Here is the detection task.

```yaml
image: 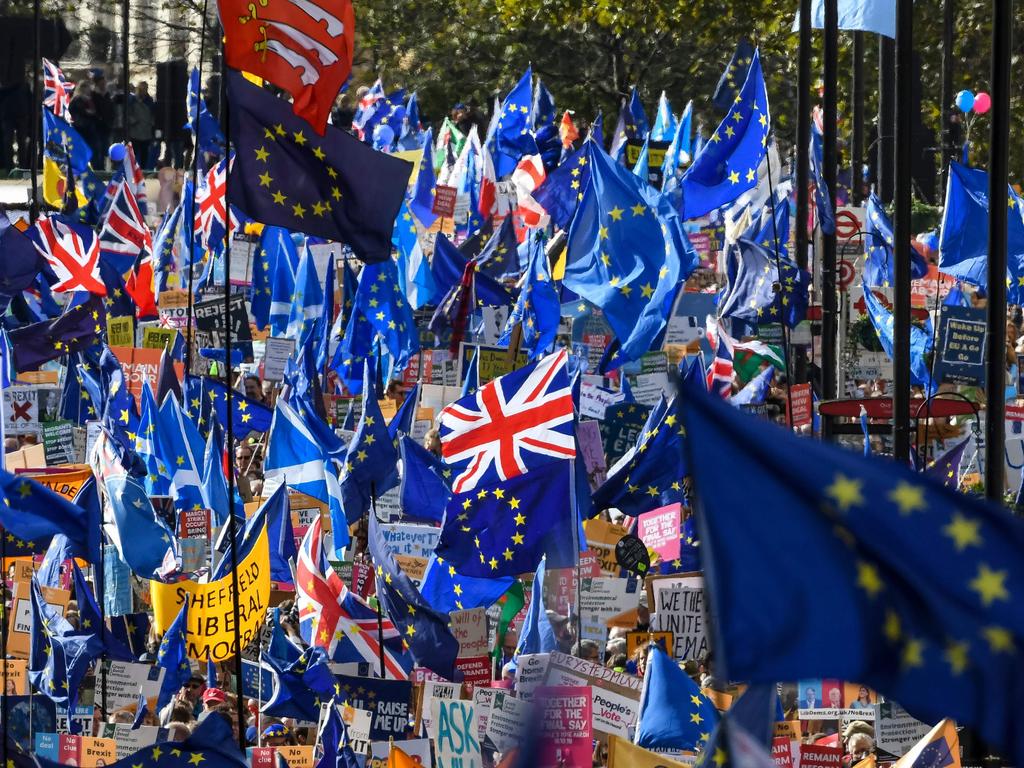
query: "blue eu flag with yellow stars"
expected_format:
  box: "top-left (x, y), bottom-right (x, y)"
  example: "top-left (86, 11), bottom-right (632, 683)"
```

top-left (499, 232), bottom-right (560, 360)
top-left (861, 279), bottom-right (935, 392)
top-left (713, 39), bottom-right (756, 112)
top-left (42, 108), bottom-right (92, 175)
top-left (681, 385), bottom-right (1024, 768)
top-left (420, 552), bottom-right (514, 613)
top-left (185, 374), bottom-right (273, 436)
top-left (718, 239), bottom-right (810, 328)
top-left (28, 577), bottom-right (96, 715)
top-left (864, 193), bottom-right (929, 288)
top-left (635, 646), bottom-right (719, 751)
top-left (563, 141), bottom-right (698, 366)
top-left (494, 67), bottom-right (538, 176)
top-left (434, 460), bottom-right (576, 578)
top-left (225, 71), bottom-right (412, 264)
top-left (679, 48), bottom-right (769, 219)
top-left (533, 143), bottom-right (592, 230)
top-left (592, 397), bottom-right (687, 517)
top-left (354, 258), bottom-right (420, 373)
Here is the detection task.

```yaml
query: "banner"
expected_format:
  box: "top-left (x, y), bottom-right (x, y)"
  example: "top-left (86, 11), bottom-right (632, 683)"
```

top-left (21, 466), bottom-right (91, 501)
top-left (335, 675), bottom-right (413, 741)
top-left (150, 530), bottom-right (270, 661)
top-left (542, 652), bottom-right (642, 741)
top-left (536, 686), bottom-right (593, 768)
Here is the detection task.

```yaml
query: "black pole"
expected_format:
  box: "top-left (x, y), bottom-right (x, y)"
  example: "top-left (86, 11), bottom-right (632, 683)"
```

top-left (851, 32), bottom-right (865, 206)
top-left (892, 0), bottom-right (914, 462)
top-left (29, 0), bottom-right (41, 221)
top-left (940, 0), bottom-right (956, 197)
top-left (985, 0), bottom-right (1012, 500)
top-left (795, 0), bottom-right (811, 273)
top-left (820, 0), bottom-right (839, 427)
top-left (121, 0), bottom-right (130, 142)
top-left (878, 37), bottom-right (895, 203)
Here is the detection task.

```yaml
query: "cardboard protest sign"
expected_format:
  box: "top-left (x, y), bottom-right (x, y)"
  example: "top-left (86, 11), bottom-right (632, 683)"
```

top-left (625, 631), bottom-right (673, 658)
top-left (262, 337), bottom-right (295, 382)
top-left (94, 660), bottom-right (164, 710)
top-left (158, 290), bottom-right (190, 328)
top-left (472, 687), bottom-right (496, 744)
top-left (379, 522), bottom-right (441, 559)
top-left (21, 466), bottom-right (92, 501)
top-left (457, 343), bottom-right (528, 386)
top-left (0, 659), bottom-right (27, 694)
top-left (335, 675), bottom-right (413, 741)
top-left (606, 735), bottom-right (691, 768)
top-left (577, 419), bottom-right (609, 489)
top-left (637, 503), bottom-right (682, 563)
top-left (536, 685), bottom-right (593, 767)
top-left (515, 653), bottom-right (551, 701)
top-left (149, 531), bottom-right (270, 661)
top-left (193, 294), bottom-right (252, 346)
top-left (4, 386), bottom-right (39, 435)
top-left (99, 724), bottom-right (167, 759)
top-left (7, 581), bottom-right (70, 658)
top-left (646, 573), bottom-right (709, 661)
top-left (110, 346), bottom-right (184, 400)
top-left (542, 651), bottom-right (643, 740)
top-left (579, 576), bottom-right (642, 643)
top-left (432, 699), bottom-right (482, 768)
top-left (772, 738), bottom-right (794, 768)
top-left (454, 656), bottom-right (491, 691)
top-left (873, 701), bottom-right (933, 759)
top-left (485, 691), bottom-right (531, 753)
top-left (800, 744), bottom-right (843, 768)
top-left (583, 519), bottom-right (631, 577)
top-left (141, 325), bottom-right (178, 351)
top-left (420, 679), bottom-right (461, 736)
top-left (106, 315), bottom-right (135, 347)
top-left (450, 607), bottom-right (488, 659)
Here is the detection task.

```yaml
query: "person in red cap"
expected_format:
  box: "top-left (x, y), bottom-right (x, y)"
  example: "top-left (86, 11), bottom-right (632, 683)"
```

top-left (198, 687), bottom-right (227, 722)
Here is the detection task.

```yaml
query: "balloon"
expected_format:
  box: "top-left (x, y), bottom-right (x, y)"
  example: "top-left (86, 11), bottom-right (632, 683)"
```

top-left (108, 143), bottom-right (126, 162)
top-left (373, 124), bottom-right (394, 151)
top-left (974, 91), bottom-right (992, 114)
top-left (922, 232), bottom-right (940, 252)
top-left (954, 90), bottom-right (975, 113)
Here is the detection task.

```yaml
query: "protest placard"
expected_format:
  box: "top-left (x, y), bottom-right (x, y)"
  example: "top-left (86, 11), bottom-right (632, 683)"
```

top-left (637, 503), bottom-right (682, 563)
top-left (262, 337), bottom-right (295, 382)
top-left (276, 746), bottom-right (315, 767)
top-left (515, 653), bottom-right (551, 701)
top-left (140, 325), bottom-right (179, 352)
top-left (485, 691), bottom-right (532, 753)
top-left (599, 403), bottom-right (651, 466)
top-left (455, 656), bottom-right (492, 691)
top-left (450, 607), bottom-right (488, 659)
top-left (625, 631), bottom-right (673, 658)
top-left (578, 419), bottom-right (608, 489)
top-left (935, 305), bottom-right (987, 386)
top-left (95, 660), bottom-right (165, 710)
top-left (340, 704), bottom-right (373, 757)
top-left (647, 573), bottom-right (709, 661)
top-left (110, 346), bottom-right (184, 400)
top-left (579, 383), bottom-right (625, 420)
top-left (158, 290), bottom-right (190, 328)
top-left (800, 744), bottom-right (843, 768)
top-left (472, 687), bottom-right (496, 743)
top-left (106, 315), bottom-right (135, 347)
top-left (420, 679), bottom-right (461, 736)
top-left (433, 185), bottom-right (458, 217)
top-left (42, 420), bottom-right (76, 465)
top-left (335, 675), bottom-right (413, 741)
top-left (4, 386), bottom-right (39, 435)
top-left (772, 737), bottom-right (794, 768)
top-left (7, 581), bottom-right (70, 658)
top-left (432, 699), bottom-right (482, 768)
top-left (379, 522), bottom-right (441, 559)
top-left (583, 519), bottom-right (631, 577)
top-left (457, 343), bottom-right (528, 385)
top-left (542, 651), bottom-right (643, 740)
top-left (536, 685), bottom-right (593, 768)
top-left (788, 383), bottom-right (813, 428)
top-left (99, 724), bottom-right (167, 759)
top-left (873, 701), bottom-right (933, 759)
top-left (579, 576), bottom-right (642, 643)
top-left (193, 294), bottom-right (252, 346)
top-left (21, 465), bottom-right (92, 501)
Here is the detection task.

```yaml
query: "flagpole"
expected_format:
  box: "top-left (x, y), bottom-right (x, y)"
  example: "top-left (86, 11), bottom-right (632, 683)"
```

top-left (878, 37), bottom-right (895, 204)
top-left (850, 32), bottom-right (865, 207)
top-left (891, 0), bottom-right (914, 462)
top-left (219, 51), bottom-right (247, 751)
top-left (121, 0), bottom-right (130, 143)
top-left (29, 0), bottom-right (41, 220)
top-left (184, 0), bottom-right (211, 378)
top-left (369, 484), bottom-right (387, 679)
top-left (984, 0), bottom-right (1012, 500)
top-left (940, 0), bottom-right (956, 197)
top-left (795, 0), bottom-right (811, 388)
top-left (820, 0), bottom-right (839, 434)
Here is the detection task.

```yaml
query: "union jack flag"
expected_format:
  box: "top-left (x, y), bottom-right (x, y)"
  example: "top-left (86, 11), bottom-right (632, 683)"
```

top-left (42, 58), bottom-right (73, 123)
top-left (194, 156), bottom-right (238, 253)
top-left (98, 178), bottom-right (152, 272)
top-left (29, 215), bottom-right (106, 296)
top-left (295, 516), bottom-right (410, 679)
top-left (705, 318), bottom-right (735, 398)
top-left (439, 348), bottom-right (576, 494)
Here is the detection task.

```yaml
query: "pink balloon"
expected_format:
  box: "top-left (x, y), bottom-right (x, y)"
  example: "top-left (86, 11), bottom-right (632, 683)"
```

top-left (974, 91), bottom-right (992, 114)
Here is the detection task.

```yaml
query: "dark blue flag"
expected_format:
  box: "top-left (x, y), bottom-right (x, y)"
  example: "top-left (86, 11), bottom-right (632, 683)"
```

top-left (0, 211), bottom-right (44, 301)
top-left (475, 216), bottom-right (520, 279)
top-left (494, 67), bottom-right (539, 176)
top-left (682, 386), bottom-right (1024, 768)
top-left (0, 468), bottom-right (100, 564)
top-left (862, 279), bottom-right (935, 392)
top-left (156, 598), bottom-right (191, 711)
top-left (680, 48), bottom-right (769, 219)
top-left (397, 436), bottom-right (450, 524)
top-left (810, 121), bottom-right (836, 236)
top-left (420, 552), bottom-right (514, 613)
top-left (636, 646), bottom-right (719, 750)
top-left (9, 294), bottom-right (105, 372)
top-left (499, 233), bottom-right (560, 359)
top-left (431, 233), bottom-right (512, 306)
top-left (713, 39), bottom-right (756, 111)
top-left (71, 560), bottom-right (135, 661)
top-left (28, 577), bottom-right (96, 715)
top-left (864, 193), bottom-right (929, 287)
top-left (186, 67), bottom-right (225, 155)
top-left (532, 143), bottom-right (592, 230)
top-left (367, 515), bottom-right (460, 681)
top-left (185, 374), bottom-right (273, 435)
top-left (225, 71), bottom-right (412, 263)
top-left (410, 128), bottom-right (439, 230)
top-left (260, 645), bottom-right (337, 722)
top-left (718, 239), bottom-right (810, 328)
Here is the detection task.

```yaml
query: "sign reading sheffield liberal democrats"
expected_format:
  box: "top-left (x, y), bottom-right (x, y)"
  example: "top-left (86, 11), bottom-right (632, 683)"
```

top-left (150, 530), bottom-right (270, 661)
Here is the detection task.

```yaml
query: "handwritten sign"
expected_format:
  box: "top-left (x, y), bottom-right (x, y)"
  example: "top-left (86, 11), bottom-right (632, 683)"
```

top-left (433, 700), bottom-right (482, 768)
top-left (647, 573), bottom-right (708, 661)
top-left (379, 523), bottom-right (441, 559)
top-left (449, 607), bottom-right (488, 659)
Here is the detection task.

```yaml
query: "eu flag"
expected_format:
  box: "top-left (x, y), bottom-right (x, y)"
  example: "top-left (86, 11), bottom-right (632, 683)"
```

top-left (861, 279), bottom-right (935, 392)
top-left (434, 460), bottom-right (576, 578)
top-left (864, 193), bottom-right (928, 288)
top-left (499, 232), bottom-right (560, 359)
top-left (680, 49), bottom-right (769, 219)
top-left (635, 646), bottom-right (719, 750)
top-left (368, 515), bottom-right (460, 681)
top-left (563, 141), bottom-right (698, 365)
top-left (260, 645), bottom-right (337, 722)
top-left (531, 143), bottom-right (591, 229)
top-left (810, 121), bottom-right (836, 236)
top-left (681, 387), bottom-right (1024, 768)
top-left (353, 258), bottom-right (419, 373)
top-left (713, 40), bottom-right (756, 112)
top-left (475, 216), bottom-right (520, 279)
top-left (410, 127), bottom-right (439, 229)
top-left (494, 67), bottom-right (539, 177)
top-left (9, 294), bottom-right (105, 372)
top-left (0, 468), bottom-right (100, 564)
top-left (225, 72), bottom-right (412, 263)
top-left (42, 108), bottom-right (93, 175)
top-left (419, 552), bottom-right (514, 613)
top-left (718, 239), bottom-right (810, 327)
top-left (29, 577), bottom-right (96, 714)
top-left (185, 375), bottom-right (273, 435)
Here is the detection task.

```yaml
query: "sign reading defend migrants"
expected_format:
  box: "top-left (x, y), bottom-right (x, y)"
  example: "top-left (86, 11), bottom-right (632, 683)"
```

top-left (149, 531), bottom-right (270, 661)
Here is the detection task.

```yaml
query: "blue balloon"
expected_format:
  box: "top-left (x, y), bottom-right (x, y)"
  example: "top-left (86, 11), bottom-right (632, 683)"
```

top-left (373, 124), bottom-right (394, 151)
top-left (955, 90), bottom-right (975, 113)
top-left (108, 142), bottom-right (127, 163)
top-left (922, 231), bottom-right (939, 251)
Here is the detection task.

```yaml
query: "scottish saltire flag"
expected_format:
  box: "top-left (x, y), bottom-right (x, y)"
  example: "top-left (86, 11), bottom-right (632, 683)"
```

top-left (186, 67), bottom-right (225, 155)
top-left (718, 239), bottom-right (810, 327)
top-left (861, 279), bottom-right (935, 392)
top-left (29, 214), bottom-right (106, 295)
top-left (810, 119), bottom-right (836, 236)
top-left (439, 349), bottom-right (576, 493)
top-left (681, 383), bottom-right (1024, 768)
top-left (593, 399), bottom-right (687, 516)
top-left (154, 391), bottom-right (208, 512)
top-left (266, 227), bottom-right (301, 336)
top-left (296, 516), bottom-right (410, 677)
top-left (636, 646), bottom-right (719, 750)
top-left (42, 59), bottom-right (74, 122)
top-left (864, 193), bottom-right (929, 288)
top-left (286, 244), bottom-right (324, 342)
top-left (514, 558), bottom-right (557, 655)
top-left (661, 101), bottom-right (693, 188)
top-left (563, 141), bottom-right (697, 365)
top-left (680, 49), bottom-right (769, 219)
top-left (98, 177), bottom-right (152, 275)
top-left (938, 162), bottom-right (1024, 293)
top-left (394, 201), bottom-right (434, 310)
top-left (651, 92), bottom-right (677, 142)
top-left (796, 0), bottom-right (895, 38)
top-left (367, 515), bottom-right (459, 680)
top-left (265, 398), bottom-right (337, 522)
top-left (499, 234), bottom-right (560, 359)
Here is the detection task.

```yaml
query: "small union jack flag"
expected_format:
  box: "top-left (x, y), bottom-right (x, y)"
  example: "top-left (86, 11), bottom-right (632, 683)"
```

top-left (29, 214), bottom-right (106, 295)
top-left (194, 155), bottom-right (238, 253)
top-left (98, 177), bottom-right (152, 274)
top-left (42, 58), bottom-right (73, 123)
top-left (705, 318), bottom-right (735, 399)
top-left (295, 516), bottom-right (410, 679)
top-left (439, 348), bottom-right (576, 494)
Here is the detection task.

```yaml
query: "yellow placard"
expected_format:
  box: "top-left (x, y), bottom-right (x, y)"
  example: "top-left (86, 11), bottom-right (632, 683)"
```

top-left (150, 529), bottom-right (270, 661)
top-left (276, 746), bottom-right (315, 768)
top-left (142, 326), bottom-right (178, 351)
top-left (107, 315), bottom-right (135, 347)
top-left (22, 466), bottom-right (92, 502)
